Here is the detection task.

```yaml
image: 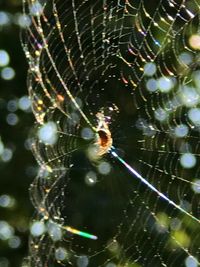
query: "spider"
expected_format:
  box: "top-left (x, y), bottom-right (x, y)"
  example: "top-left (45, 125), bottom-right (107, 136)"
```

top-left (95, 111), bottom-right (113, 157)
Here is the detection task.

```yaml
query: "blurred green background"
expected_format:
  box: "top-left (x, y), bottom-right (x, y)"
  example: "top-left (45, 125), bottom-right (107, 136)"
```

top-left (0, 0), bottom-right (35, 266)
top-left (0, 1), bottom-right (200, 267)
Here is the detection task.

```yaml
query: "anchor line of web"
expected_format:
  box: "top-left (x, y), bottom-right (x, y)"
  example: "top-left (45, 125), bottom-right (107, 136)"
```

top-left (110, 146), bottom-right (200, 224)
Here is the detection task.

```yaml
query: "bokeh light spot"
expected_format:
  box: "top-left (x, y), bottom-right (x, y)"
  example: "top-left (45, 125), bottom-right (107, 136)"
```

top-left (18, 96), bottom-right (31, 111)
top-left (144, 62), bottom-right (156, 76)
top-left (189, 34), bottom-right (200, 50)
top-left (180, 153), bottom-right (196, 169)
top-left (38, 122), bottom-right (58, 145)
top-left (154, 108), bottom-right (168, 122)
top-left (188, 108), bottom-right (200, 126)
top-left (0, 221), bottom-right (14, 240)
top-left (98, 161), bottom-right (111, 175)
top-left (146, 78), bottom-right (158, 92)
top-left (8, 236), bottom-right (21, 249)
top-left (14, 13), bottom-right (31, 28)
top-left (29, 1), bottom-right (43, 16)
top-left (81, 127), bottom-right (94, 140)
top-left (30, 221), bottom-right (46, 237)
top-left (179, 52), bottom-right (193, 65)
top-left (0, 257), bottom-right (9, 267)
top-left (0, 195), bottom-right (15, 208)
top-left (6, 113), bottom-right (19, 126)
top-left (174, 124), bottom-right (189, 137)
top-left (1, 148), bottom-right (13, 162)
top-left (77, 255), bottom-right (89, 267)
top-left (85, 171), bottom-right (97, 186)
top-left (185, 256), bottom-right (198, 267)
top-left (1, 67), bottom-right (15, 80)
top-left (179, 86), bottom-right (199, 107)
top-left (0, 12), bottom-right (10, 26)
top-left (55, 247), bottom-right (68, 261)
top-left (0, 50), bottom-right (10, 66)
top-left (191, 179), bottom-right (200, 194)
top-left (157, 76), bottom-right (174, 93)
top-left (47, 221), bottom-right (62, 241)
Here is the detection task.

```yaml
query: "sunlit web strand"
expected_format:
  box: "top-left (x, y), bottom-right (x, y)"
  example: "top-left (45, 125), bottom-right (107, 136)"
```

top-left (35, 19), bottom-right (96, 131)
top-left (23, 1), bottom-right (91, 127)
top-left (30, 167), bottom-right (98, 240)
top-left (113, 188), bottom-right (196, 267)
top-left (27, 17), bottom-right (200, 241)
top-left (117, 2), bottom-right (196, 94)
top-left (138, 158), bottom-right (200, 188)
top-left (110, 146), bottom-right (200, 224)
top-left (30, 10), bottom-right (200, 228)
top-left (23, 41), bottom-right (72, 124)
top-left (22, 0), bottom-right (200, 265)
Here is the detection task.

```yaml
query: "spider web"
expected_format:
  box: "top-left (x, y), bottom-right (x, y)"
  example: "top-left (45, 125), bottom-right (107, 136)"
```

top-left (22, 0), bottom-right (200, 266)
